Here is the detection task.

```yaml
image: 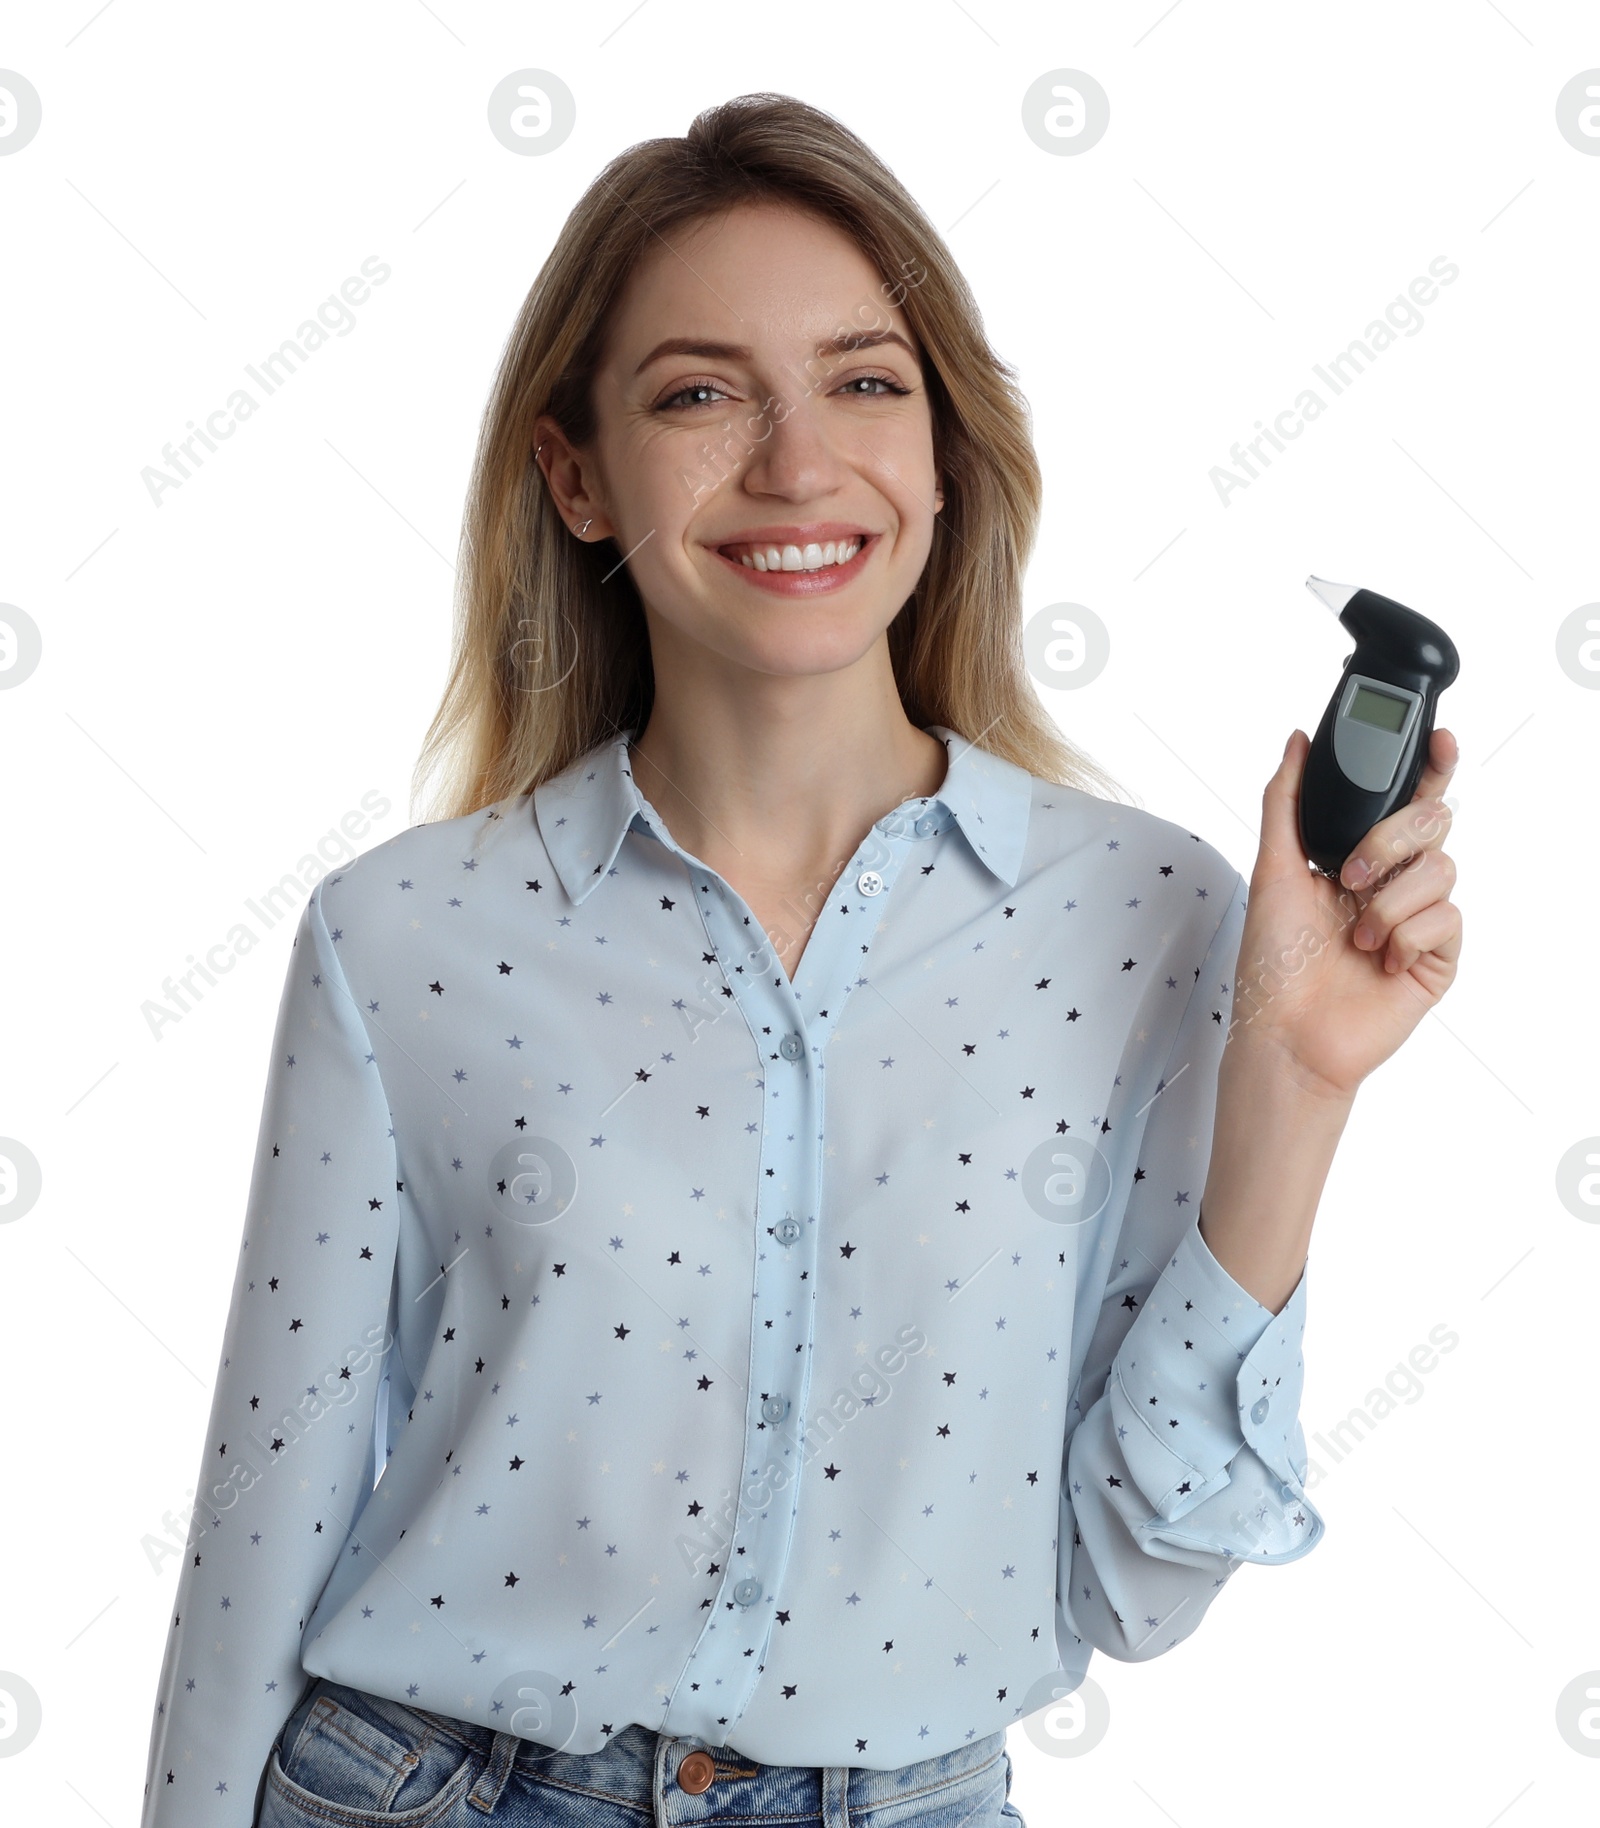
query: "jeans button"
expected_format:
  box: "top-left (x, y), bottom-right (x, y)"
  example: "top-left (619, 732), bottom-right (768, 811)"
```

top-left (677, 1749), bottom-right (716, 1794)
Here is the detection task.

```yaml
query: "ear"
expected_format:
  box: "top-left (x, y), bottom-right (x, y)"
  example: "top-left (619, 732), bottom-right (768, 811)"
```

top-left (933, 478), bottom-right (945, 512)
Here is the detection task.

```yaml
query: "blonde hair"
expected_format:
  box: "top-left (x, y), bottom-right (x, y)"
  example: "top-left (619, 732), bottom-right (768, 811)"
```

top-left (412, 91), bottom-right (1124, 838)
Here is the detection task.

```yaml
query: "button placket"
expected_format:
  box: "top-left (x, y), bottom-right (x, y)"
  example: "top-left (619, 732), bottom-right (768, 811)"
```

top-left (651, 813), bottom-right (927, 1744)
top-left (779, 804), bottom-right (941, 1031)
top-left (652, 870), bottom-right (826, 1741)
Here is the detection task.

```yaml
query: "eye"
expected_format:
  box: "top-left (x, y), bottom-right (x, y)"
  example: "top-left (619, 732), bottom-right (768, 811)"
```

top-left (656, 380), bottom-right (733, 411)
top-left (653, 371), bottom-right (912, 412)
top-left (838, 373), bottom-right (911, 398)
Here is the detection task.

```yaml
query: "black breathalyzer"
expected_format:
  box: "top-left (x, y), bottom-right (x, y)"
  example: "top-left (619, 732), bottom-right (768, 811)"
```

top-left (1297, 576), bottom-right (1460, 880)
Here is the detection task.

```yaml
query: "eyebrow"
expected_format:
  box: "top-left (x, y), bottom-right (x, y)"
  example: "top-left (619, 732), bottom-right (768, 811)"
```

top-left (632, 328), bottom-right (920, 376)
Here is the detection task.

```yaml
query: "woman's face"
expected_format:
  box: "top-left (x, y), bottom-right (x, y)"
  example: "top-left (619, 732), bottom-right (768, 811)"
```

top-left (541, 200), bottom-right (943, 685)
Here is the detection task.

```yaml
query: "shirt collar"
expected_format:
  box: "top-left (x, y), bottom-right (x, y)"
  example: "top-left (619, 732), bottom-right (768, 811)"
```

top-left (533, 723), bottom-right (1033, 906)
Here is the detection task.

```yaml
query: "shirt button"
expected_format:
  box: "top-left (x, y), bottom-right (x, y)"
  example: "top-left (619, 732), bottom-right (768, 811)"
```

top-left (677, 1750), bottom-right (716, 1794)
top-left (733, 1576), bottom-right (762, 1606)
top-left (856, 869), bottom-right (884, 895)
top-left (778, 1032), bottom-right (805, 1062)
top-left (914, 815), bottom-right (937, 837)
top-left (775, 1217), bottom-right (801, 1245)
top-left (1250, 1396), bottom-right (1271, 1424)
top-left (761, 1394), bottom-right (788, 1424)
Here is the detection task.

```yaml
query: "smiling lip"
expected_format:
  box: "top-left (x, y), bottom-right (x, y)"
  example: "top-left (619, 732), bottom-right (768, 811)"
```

top-left (716, 522), bottom-right (872, 550)
top-left (710, 526), bottom-right (879, 596)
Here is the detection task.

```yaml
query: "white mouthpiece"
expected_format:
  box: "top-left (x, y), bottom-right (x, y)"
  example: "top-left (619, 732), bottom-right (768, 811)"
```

top-left (1305, 574), bottom-right (1360, 617)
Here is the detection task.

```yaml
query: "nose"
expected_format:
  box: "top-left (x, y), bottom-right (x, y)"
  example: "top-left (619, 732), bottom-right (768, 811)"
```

top-left (725, 396), bottom-right (854, 502)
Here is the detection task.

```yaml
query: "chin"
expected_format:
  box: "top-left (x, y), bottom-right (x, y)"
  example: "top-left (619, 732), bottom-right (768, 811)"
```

top-left (708, 618), bottom-right (893, 678)
top-left (709, 621), bottom-right (888, 680)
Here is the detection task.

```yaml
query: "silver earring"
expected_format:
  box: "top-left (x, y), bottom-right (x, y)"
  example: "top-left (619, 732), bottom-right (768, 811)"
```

top-left (576, 518), bottom-right (592, 537)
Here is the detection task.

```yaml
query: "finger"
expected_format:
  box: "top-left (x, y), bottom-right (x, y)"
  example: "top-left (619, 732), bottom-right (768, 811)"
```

top-left (1411, 724), bottom-right (1459, 806)
top-left (1350, 847), bottom-right (1457, 952)
top-left (1382, 898), bottom-right (1463, 977)
top-left (1252, 728), bottom-right (1310, 882)
top-left (1340, 792), bottom-right (1452, 890)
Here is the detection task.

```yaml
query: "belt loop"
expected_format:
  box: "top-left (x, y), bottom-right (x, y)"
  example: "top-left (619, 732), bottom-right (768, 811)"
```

top-left (466, 1730), bottom-right (522, 1814)
top-left (822, 1762), bottom-right (851, 1828)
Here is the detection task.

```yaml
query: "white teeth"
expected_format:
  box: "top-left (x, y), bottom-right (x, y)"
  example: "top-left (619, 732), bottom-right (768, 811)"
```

top-left (738, 538), bottom-right (862, 573)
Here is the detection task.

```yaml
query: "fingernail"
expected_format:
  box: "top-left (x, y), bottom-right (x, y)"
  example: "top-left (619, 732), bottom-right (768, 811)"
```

top-left (1344, 858), bottom-right (1370, 889)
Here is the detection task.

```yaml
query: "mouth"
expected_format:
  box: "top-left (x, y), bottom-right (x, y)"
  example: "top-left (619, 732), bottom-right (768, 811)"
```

top-left (717, 534), bottom-right (871, 572)
top-left (710, 532), bottom-right (880, 595)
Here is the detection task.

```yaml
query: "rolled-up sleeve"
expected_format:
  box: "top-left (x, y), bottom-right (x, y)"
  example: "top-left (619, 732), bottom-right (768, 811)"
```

top-left (1059, 868), bottom-right (1326, 1662)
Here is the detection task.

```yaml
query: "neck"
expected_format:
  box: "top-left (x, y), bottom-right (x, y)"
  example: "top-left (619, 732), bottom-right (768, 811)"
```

top-left (621, 608), bottom-right (953, 874)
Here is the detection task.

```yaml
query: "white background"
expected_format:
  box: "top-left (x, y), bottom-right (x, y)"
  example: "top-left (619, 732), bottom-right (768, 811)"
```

top-left (1, 2), bottom-right (1594, 1822)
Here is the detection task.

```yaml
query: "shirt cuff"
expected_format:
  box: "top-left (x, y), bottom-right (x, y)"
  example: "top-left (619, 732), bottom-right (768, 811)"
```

top-left (1107, 1206), bottom-right (1314, 1534)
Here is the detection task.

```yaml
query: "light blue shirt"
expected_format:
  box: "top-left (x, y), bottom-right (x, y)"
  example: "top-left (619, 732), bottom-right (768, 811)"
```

top-left (141, 723), bottom-right (1323, 1826)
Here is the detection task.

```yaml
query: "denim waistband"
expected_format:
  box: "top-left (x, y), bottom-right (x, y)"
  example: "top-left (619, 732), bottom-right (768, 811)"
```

top-left (279, 1674), bottom-right (1009, 1814)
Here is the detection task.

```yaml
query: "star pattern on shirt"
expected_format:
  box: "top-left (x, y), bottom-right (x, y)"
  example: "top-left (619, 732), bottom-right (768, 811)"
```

top-left (141, 727), bottom-right (1321, 1825)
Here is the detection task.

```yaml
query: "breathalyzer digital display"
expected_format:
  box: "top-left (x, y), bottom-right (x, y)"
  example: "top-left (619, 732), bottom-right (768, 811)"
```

top-left (1297, 577), bottom-right (1460, 880)
top-left (1346, 684), bottom-right (1409, 733)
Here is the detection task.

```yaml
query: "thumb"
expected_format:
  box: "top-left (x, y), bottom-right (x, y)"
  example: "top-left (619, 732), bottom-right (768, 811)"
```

top-left (1254, 728), bottom-right (1309, 882)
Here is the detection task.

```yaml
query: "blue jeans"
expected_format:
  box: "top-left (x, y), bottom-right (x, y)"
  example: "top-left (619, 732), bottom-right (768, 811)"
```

top-left (256, 1676), bottom-right (1025, 1827)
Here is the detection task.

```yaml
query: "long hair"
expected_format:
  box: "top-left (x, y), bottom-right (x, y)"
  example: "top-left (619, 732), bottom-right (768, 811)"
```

top-left (411, 91), bottom-right (1124, 839)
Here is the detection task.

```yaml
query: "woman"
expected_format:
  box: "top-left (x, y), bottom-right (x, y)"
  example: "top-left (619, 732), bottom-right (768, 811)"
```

top-left (140, 93), bottom-right (1460, 1828)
